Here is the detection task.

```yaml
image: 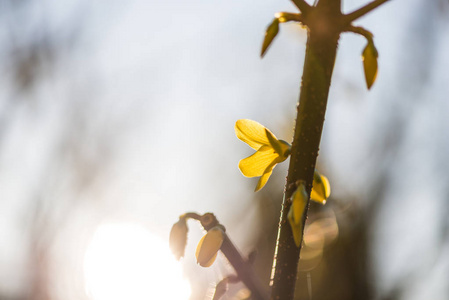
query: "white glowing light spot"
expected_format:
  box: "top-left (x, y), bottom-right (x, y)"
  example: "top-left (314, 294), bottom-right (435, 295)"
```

top-left (84, 223), bottom-right (191, 300)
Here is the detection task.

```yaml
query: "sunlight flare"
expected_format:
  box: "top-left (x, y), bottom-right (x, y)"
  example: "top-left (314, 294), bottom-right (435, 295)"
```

top-left (84, 222), bottom-right (191, 300)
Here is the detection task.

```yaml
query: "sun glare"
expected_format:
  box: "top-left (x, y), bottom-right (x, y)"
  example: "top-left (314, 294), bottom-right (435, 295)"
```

top-left (84, 223), bottom-right (191, 300)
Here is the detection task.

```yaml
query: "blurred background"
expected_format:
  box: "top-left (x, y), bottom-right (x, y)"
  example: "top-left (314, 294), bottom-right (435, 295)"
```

top-left (1, 0), bottom-right (449, 299)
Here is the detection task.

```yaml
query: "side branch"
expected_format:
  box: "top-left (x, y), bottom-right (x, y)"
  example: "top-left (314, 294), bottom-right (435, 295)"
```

top-left (220, 235), bottom-right (269, 300)
top-left (275, 12), bottom-right (304, 24)
top-left (343, 25), bottom-right (374, 42)
top-left (199, 214), bottom-right (269, 300)
top-left (344, 0), bottom-right (391, 23)
top-left (291, 0), bottom-right (311, 14)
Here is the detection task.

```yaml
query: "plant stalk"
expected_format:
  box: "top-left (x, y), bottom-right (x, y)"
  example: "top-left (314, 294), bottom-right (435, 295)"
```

top-left (221, 235), bottom-right (269, 300)
top-left (270, 26), bottom-right (340, 300)
top-left (199, 213), bottom-right (269, 300)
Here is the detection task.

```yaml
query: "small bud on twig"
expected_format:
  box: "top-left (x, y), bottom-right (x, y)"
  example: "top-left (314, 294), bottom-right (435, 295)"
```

top-left (169, 216), bottom-right (188, 260)
top-left (195, 226), bottom-right (225, 267)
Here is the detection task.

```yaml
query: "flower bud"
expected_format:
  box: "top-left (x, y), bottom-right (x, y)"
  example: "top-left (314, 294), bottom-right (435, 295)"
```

top-left (195, 226), bottom-right (225, 267)
top-left (169, 217), bottom-right (188, 260)
top-left (311, 170), bottom-right (331, 204)
top-left (288, 183), bottom-right (308, 247)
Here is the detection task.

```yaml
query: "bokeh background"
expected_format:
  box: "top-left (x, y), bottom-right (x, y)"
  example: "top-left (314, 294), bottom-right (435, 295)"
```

top-left (1, 0), bottom-right (448, 299)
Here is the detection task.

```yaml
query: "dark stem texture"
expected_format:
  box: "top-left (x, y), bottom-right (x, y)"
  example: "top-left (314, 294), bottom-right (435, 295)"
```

top-left (270, 18), bottom-right (341, 300)
top-left (268, 0), bottom-right (392, 298)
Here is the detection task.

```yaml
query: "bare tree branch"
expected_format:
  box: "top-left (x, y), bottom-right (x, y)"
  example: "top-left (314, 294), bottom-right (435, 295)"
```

top-left (291, 0), bottom-right (311, 13)
top-left (345, 0), bottom-right (391, 23)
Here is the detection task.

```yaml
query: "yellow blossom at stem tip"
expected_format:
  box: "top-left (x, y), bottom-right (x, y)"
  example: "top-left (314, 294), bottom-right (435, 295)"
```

top-left (235, 119), bottom-right (291, 191)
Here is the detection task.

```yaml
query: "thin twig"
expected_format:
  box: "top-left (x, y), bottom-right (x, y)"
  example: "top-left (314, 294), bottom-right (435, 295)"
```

top-left (184, 212), bottom-right (202, 220)
top-left (343, 25), bottom-right (374, 42)
top-left (291, 0), bottom-right (311, 14)
top-left (199, 214), bottom-right (269, 300)
top-left (344, 0), bottom-right (391, 23)
top-left (220, 235), bottom-right (269, 300)
top-left (275, 12), bottom-right (304, 24)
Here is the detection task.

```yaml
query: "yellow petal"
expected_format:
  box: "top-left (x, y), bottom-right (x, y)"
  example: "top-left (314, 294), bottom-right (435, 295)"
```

top-left (195, 227), bottom-right (224, 267)
top-left (255, 161), bottom-right (277, 191)
top-left (278, 140), bottom-right (291, 161)
top-left (235, 119), bottom-right (275, 150)
top-left (265, 128), bottom-right (283, 155)
top-left (288, 209), bottom-right (303, 248)
top-left (292, 184), bottom-right (308, 224)
top-left (288, 183), bottom-right (308, 247)
top-left (265, 130), bottom-right (292, 161)
top-left (311, 170), bottom-right (331, 204)
top-left (169, 217), bottom-right (188, 260)
top-left (239, 145), bottom-right (279, 177)
top-left (197, 246), bottom-right (217, 267)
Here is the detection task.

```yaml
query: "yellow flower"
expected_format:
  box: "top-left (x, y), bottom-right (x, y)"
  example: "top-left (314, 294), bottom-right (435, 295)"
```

top-left (311, 170), bottom-right (331, 204)
top-left (195, 226), bottom-right (225, 267)
top-left (235, 119), bottom-right (291, 191)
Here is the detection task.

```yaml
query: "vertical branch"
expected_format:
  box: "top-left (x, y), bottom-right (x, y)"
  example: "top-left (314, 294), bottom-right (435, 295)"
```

top-left (267, 1), bottom-right (390, 296)
top-left (270, 28), bottom-right (340, 300)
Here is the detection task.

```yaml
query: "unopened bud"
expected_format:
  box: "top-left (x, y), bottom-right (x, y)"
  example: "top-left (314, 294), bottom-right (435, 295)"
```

top-left (288, 183), bottom-right (308, 247)
top-left (311, 169), bottom-right (331, 204)
top-left (169, 217), bottom-right (188, 260)
top-left (195, 226), bottom-right (225, 267)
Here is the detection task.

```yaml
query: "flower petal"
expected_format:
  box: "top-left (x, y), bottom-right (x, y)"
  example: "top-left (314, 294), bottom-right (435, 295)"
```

top-left (266, 131), bottom-right (292, 160)
top-left (255, 161), bottom-right (277, 191)
top-left (288, 210), bottom-right (303, 248)
top-left (311, 170), bottom-right (331, 204)
top-left (239, 145), bottom-right (279, 177)
top-left (288, 183), bottom-right (308, 247)
top-left (235, 119), bottom-right (275, 150)
top-left (169, 217), bottom-right (188, 260)
top-left (265, 128), bottom-right (283, 155)
top-left (291, 184), bottom-right (308, 225)
top-left (195, 227), bottom-right (224, 267)
top-left (278, 140), bottom-right (292, 161)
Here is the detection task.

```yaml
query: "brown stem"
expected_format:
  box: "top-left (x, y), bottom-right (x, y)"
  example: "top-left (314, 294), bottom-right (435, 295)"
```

top-left (268, 2), bottom-right (390, 298)
top-left (343, 25), bottom-right (374, 42)
top-left (317, 0), bottom-right (342, 13)
top-left (291, 0), bottom-right (311, 14)
top-left (344, 0), bottom-right (392, 23)
top-left (199, 213), bottom-right (269, 300)
top-left (270, 26), bottom-right (341, 300)
top-left (221, 235), bottom-right (269, 300)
